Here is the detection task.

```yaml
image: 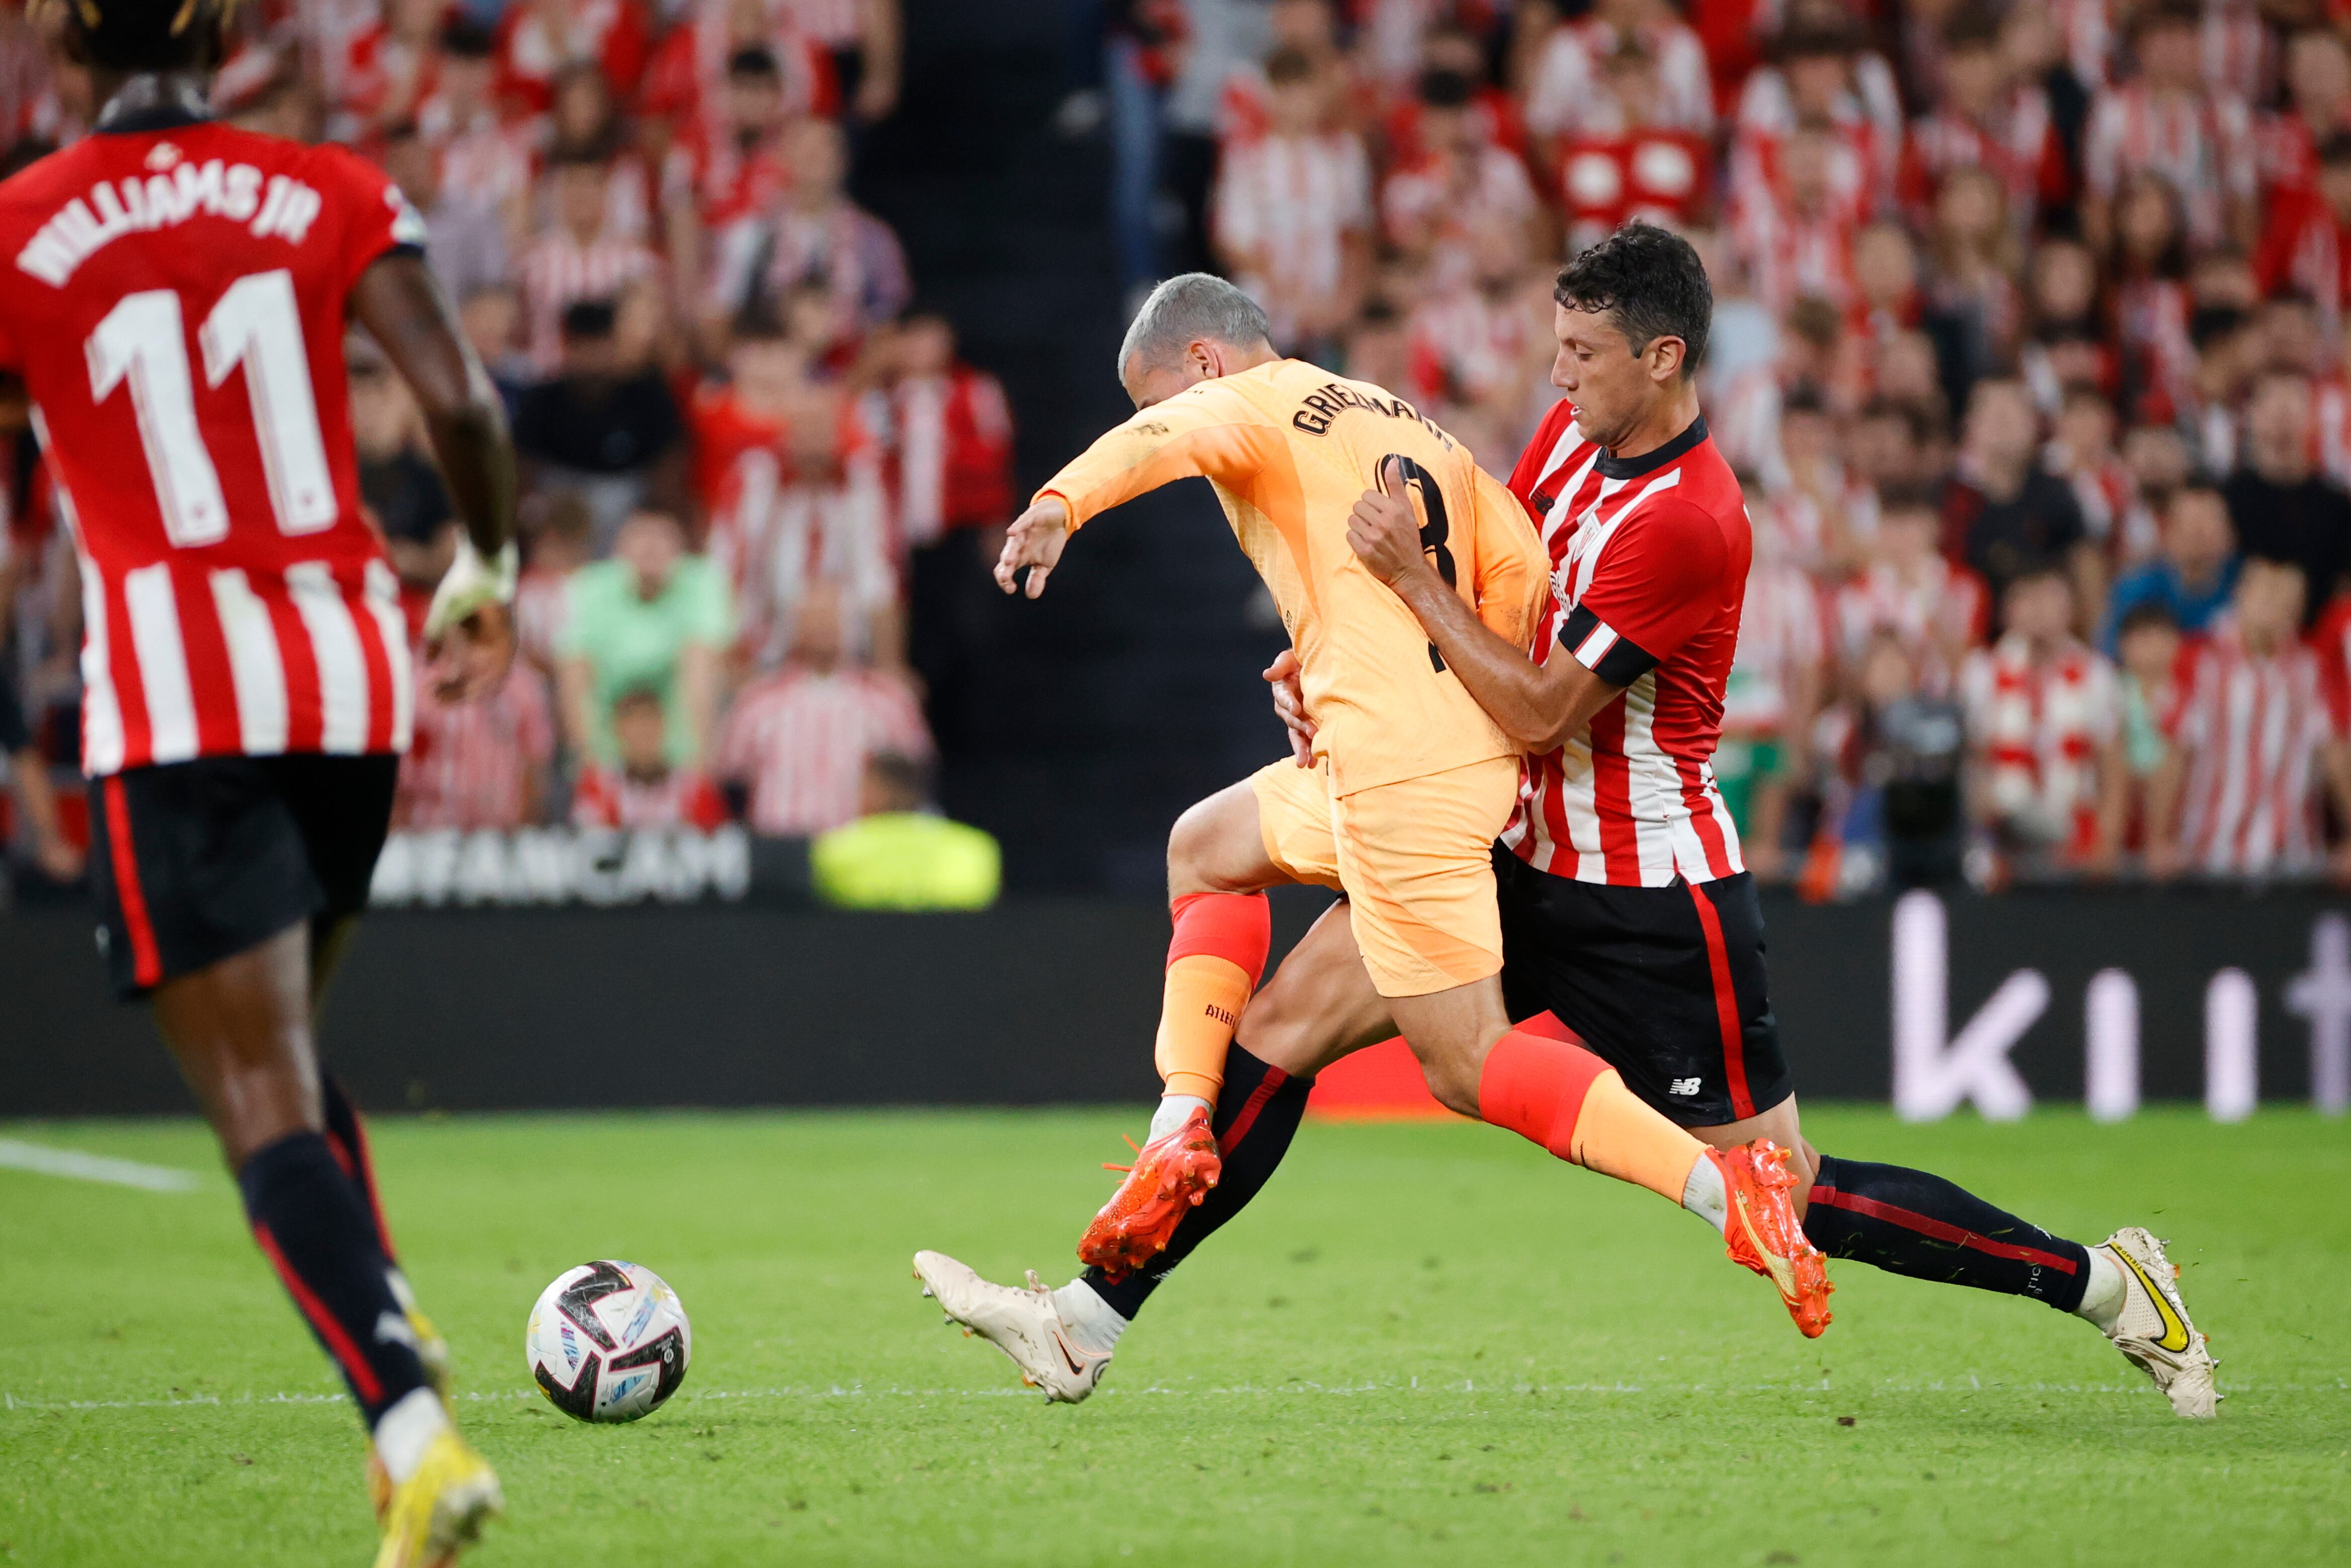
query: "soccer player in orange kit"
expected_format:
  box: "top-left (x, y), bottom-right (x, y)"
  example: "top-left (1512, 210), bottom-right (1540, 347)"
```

top-left (913, 273), bottom-right (1829, 1399)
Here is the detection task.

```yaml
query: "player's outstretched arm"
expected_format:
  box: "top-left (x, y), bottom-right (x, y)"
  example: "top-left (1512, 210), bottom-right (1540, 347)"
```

top-left (993, 496), bottom-right (1070, 598)
top-left (1348, 464), bottom-right (1620, 754)
top-left (1002, 387), bottom-right (1275, 600)
top-left (351, 252), bottom-right (519, 700)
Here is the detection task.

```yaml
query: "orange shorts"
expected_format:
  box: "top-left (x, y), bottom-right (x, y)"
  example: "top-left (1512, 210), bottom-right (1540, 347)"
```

top-left (1249, 754), bottom-right (1519, 999)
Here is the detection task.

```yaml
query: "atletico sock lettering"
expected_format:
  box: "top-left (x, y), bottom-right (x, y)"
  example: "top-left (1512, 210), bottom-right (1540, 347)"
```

top-left (237, 1130), bottom-right (431, 1428)
top-left (1803, 1154), bottom-right (2093, 1311)
top-left (1475, 1015), bottom-right (1708, 1205)
top-left (1082, 1041), bottom-right (1312, 1322)
top-left (1153, 892), bottom-right (1272, 1101)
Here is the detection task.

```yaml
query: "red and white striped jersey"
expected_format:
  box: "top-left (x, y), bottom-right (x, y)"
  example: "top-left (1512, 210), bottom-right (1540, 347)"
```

top-left (491, 0), bottom-right (650, 116)
top-left (2201, 0), bottom-right (2274, 106)
top-left (699, 391), bottom-right (898, 666)
top-left (780, 0), bottom-right (866, 50)
top-left (2082, 83), bottom-right (2255, 250)
top-left (1734, 195), bottom-right (1858, 316)
top-left (1404, 279), bottom-right (1547, 415)
top-left (1722, 559), bottom-right (1823, 736)
top-left (1833, 556), bottom-right (1989, 685)
top-left (2254, 190), bottom-right (2351, 336)
top-left (1735, 52), bottom-right (1909, 171)
top-left (2168, 630), bottom-right (2340, 876)
top-left (888, 364), bottom-right (1014, 543)
top-left (434, 120), bottom-right (534, 215)
top-left (0, 109), bottom-right (427, 777)
top-left (570, 764), bottom-right (728, 831)
top-left (1498, 400), bottom-right (1750, 887)
top-left (1901, 90), bottom-right (2066, 228)
top-left (1959, 634), bottom-right (2119, 856)
top-left (1378, 146), bottom-right (1538, 277)
top-left (2251, 107), bottom-right (2351, 203)
top-left (2049, 0), bottom-right (2115, 90)
top-left (395, 662), bottom-right (555, 831)
top-left (639, 7), bottom-right (836, 154)
top-left (1213, 130), bottom-right (1372, 336)
top-left (717, 664), bottom-right (931, 836)
top-left (1522, 16), bottom-right (1716, 138)
top-left (660, 128), bottom-right (792, 230)
top-left (515, 229), bottom-right (660, 372)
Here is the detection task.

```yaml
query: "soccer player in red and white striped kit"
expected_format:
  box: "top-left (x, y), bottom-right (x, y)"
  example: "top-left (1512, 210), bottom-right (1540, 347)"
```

top-left (919, 224), bottom-right (2220, 1423)
top-left (0, 0), bottom-right (516, 1556)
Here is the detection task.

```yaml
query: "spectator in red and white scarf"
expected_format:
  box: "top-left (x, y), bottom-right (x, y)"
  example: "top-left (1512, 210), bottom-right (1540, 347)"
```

top-left (573, 686), bottom-right (731, 832)
top-left (2150, 556), bottom-right (2351, 879)
top-left (1960, 563), bottom-right (2125, 871)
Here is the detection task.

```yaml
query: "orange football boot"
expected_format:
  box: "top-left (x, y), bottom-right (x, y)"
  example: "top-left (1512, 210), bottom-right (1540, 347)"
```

top-left (1077, 1105), bottom-right (1222, 1281)
top-left (1711, 1139), bottom-right (1834, 1338)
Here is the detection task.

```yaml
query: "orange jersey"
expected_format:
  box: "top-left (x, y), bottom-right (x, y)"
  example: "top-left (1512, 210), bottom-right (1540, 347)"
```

top-left (1037, 358), bottom-right (1545, 794)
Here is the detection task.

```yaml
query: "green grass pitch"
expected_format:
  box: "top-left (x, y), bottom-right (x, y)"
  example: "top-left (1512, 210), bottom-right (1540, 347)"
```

top-left (3, 1107), bottom-right (2346, 1567)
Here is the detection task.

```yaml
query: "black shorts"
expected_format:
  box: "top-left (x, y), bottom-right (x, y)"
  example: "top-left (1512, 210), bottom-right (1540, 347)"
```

top-left (87, 754), bottom-right (399, 1001)
top-left (1494, 848), bottom-right (1794, 1128)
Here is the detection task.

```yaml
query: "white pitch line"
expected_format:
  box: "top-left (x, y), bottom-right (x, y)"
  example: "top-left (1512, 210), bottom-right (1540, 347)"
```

top-left (0, 1137), bottom-right (204, 1193)
top-left (6, 1377), bottom-right (2315, 1414)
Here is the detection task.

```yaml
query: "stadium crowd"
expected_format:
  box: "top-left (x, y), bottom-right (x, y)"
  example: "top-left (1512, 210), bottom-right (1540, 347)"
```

top-left (1120, 0), bottom-right (2351, 889)
top-left (0, 0), bottom-right (1023, 901)
top-left (3, 0), bottom-right (2351, 897)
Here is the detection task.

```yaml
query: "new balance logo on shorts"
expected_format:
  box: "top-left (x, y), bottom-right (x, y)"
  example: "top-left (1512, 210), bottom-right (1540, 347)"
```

top-left (1670, 1077), bottom-right (1702, 1096)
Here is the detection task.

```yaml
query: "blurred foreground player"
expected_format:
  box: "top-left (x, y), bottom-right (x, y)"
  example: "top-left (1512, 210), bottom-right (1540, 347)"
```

top-left (919, 226), bottom-right (2215, 1421)
top-left (0, 0), bottom-right (521, 1556)
top-left (918, 271), bottom-right (1834, 1370)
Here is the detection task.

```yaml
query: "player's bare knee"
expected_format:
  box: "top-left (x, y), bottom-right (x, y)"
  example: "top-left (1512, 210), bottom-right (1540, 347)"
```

top-left (1165, 787), bottom-right (1264, 897)
top-left (1403, 1036), bottom-right (1484, 1118)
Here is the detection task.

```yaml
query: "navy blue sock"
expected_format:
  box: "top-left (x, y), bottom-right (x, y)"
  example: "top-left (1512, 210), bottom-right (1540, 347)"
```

top-left (237, 1131), bottom-right (428, 1426)
top-left (1804, 1154), bottom-right (2092, 1312)
top-left (318, 1074), bottom-right (397, 1263)
top-left (1082, 1043), bottom-right (1315, 1321)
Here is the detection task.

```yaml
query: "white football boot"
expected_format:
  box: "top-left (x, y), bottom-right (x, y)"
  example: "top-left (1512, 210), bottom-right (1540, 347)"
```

top-left (912, 1250), bottom-right (1110, 1404)
top-left (2096, 1227), bottom-right (2219, 1419)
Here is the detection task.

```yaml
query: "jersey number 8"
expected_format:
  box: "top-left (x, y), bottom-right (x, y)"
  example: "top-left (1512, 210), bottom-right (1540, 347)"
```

top-left (1380, 453), bottom-right (1457, 672)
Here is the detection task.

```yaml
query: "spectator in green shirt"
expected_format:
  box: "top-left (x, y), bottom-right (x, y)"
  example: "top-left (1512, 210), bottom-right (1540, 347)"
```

top-left (555, 510), bottom-right (733, 770)
top-left (812, 753), bottom-right (1000, 911)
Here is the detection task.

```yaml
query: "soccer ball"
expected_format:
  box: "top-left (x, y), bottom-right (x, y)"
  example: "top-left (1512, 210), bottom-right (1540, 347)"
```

top-left (525, 1261), bottom-right (692, 1423)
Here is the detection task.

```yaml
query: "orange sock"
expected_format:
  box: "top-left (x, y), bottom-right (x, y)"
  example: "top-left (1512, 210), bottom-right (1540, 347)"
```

top-left (1153, 892), bottom-right (1272, 1100)
top-left (1476, 1015), bottom-right (1705, 1203)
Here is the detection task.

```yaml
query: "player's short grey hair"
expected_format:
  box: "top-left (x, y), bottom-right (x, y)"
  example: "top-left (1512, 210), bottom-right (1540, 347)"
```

top-left (1117, 273), bottom-right (1273, 377)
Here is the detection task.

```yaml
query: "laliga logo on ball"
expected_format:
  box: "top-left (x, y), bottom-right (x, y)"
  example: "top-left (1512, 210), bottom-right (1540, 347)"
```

top-left (527, 1261), bottom-right (692, 1422)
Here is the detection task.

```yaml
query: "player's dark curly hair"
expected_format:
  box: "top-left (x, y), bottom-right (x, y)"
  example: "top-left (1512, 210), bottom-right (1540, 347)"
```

top-left (48, 0), bottom-right (236, 73)
top-left (1554, 220), bottom-right (1713, 381)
